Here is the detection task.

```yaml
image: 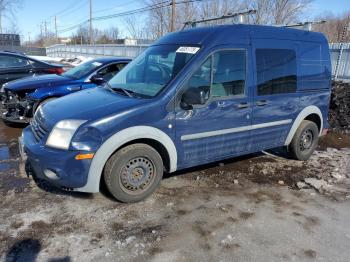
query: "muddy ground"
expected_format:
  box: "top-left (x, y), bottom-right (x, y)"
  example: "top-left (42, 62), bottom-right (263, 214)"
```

top-left (0, 121), bottom-right (350, 262)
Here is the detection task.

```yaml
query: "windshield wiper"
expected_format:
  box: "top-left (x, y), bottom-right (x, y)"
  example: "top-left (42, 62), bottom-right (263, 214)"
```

top-left (105, 83), bottom-right (133, 98)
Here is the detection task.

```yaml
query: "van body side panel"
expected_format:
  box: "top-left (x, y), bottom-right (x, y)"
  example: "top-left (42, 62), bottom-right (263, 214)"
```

top-left (250, 39), bottom-right (300, 151)
top-left (174, 44), bottom-right (253, 169)
top-left (297, 38), bottom-right (331, 130)
top-left (298, 41), bottom-right (332, 91)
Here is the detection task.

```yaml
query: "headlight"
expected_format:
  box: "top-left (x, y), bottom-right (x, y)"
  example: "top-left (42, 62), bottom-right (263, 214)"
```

top-left (46, 119), bottom-right (86, 150)
top-left (0, 83), bottom-right (7, 93)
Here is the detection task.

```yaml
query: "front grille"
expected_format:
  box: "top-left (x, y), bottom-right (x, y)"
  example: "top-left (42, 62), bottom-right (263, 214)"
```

top-left (30, 111), bottom-right (49, 142)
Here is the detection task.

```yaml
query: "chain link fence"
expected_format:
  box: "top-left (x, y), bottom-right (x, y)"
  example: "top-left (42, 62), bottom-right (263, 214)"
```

top-left (0, 45), bottom-right (46, 56)
top-left (46, 44), bottom-right (148, 59)
top-left (330, 43), bottom-right (350, 82)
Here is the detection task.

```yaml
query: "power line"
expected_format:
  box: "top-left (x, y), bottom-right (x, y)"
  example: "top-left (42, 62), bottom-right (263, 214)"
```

top-left (89, 0), bottom-right (93, 44)
top-left (43, 0), bottom-right (86, 21)
top-left (93, 0), bottom-right (140, 15)
top-left (58, 0), bottom-right (171, 33)
top-left (57, 1), bottom-right (89, 19)
top-left (58, 0), bottom-right (207, 33)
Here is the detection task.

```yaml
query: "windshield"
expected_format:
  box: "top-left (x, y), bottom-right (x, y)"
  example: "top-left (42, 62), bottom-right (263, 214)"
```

top-left (108, 45), bottom-right (199, 98)
top-left (62, 60), bottom-right (103, 79)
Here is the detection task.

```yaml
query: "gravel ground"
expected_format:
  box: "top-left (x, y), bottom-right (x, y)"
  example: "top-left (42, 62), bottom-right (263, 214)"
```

top-left (0, 121), bottom-right (350, 262)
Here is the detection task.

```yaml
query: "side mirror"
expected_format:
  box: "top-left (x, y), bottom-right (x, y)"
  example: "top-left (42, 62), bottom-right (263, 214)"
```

top-left (90, 74), bottom-right (105, 85)
top-left (181, 87), bottom-right (208, 110)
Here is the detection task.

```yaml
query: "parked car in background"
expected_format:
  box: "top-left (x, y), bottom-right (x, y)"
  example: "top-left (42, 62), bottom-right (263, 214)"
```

top-left (0, 51), bottom-right (64, 86)
top-left (1, 57), bottom-right (130, 124)
top-left (21, 25), bottom-right (331, 203)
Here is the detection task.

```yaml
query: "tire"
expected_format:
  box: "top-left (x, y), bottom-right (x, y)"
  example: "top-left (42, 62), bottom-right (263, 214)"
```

top-left (104, 143), bottom-right (164, 203)
top-left (288, 120), bottom-right (319, 161)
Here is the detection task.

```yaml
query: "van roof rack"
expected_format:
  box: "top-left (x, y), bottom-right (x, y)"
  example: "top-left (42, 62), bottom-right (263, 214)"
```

top-left (281, 20), bottom-right (326, 31)
top-left (182, 9), bottom-right (256, 30)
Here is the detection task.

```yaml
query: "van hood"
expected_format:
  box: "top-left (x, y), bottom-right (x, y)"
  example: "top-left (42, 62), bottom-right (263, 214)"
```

top-left (41, 87), bottom-right (146, 128)
top-left (5, 74), bottom-right (77, 92)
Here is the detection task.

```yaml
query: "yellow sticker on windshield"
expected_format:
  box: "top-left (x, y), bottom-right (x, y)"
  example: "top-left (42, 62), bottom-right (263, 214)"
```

top-left (176, 46), bottom-right (200, 54)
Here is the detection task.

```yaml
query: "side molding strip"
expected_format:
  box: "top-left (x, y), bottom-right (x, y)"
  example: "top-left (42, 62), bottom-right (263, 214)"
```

top-left (75, 126), bottom-right (177, 193)
top-left (181, 119), bottom-right (292, 141)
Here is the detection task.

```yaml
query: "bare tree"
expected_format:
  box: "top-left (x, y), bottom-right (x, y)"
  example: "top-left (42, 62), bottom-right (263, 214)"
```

top-left (314, 12), bottom-right (350, 42)
top-left (106, 26), bottom-right (119, 42)
top-left (124, 15), bottom-right (147, 39)
top-left (272, 0), bottom-right (312, 25)
top-left (244, 0), bottom-right (313, 25)
top-left (197, 0), bottom-right (243, 24)
top-left (0, 0), bottom-right (22, 33)
top-left (146, 0), bottom-right (245, 38)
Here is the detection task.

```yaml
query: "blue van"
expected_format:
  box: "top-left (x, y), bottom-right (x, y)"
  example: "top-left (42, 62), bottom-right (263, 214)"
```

top-left (21, 25), bottom-right (331, 202)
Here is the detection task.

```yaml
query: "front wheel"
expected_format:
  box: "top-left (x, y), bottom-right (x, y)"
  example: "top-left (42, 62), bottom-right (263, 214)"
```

top-left (288, 120), bottom-right (319, 161)
top-left (104, 144), bottom-right (164, 203)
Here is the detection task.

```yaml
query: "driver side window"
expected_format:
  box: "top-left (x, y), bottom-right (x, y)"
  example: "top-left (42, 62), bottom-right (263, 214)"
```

top-left (187, 57), bottom-right (212, 96)
top-left (184, 49), bottom-right (246, 102)
top-left (96, 63), bottom-right (126, 82)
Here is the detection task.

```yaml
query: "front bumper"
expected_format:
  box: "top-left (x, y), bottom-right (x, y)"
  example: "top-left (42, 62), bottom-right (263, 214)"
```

top-left (1, 92), bottom-right (36, 124)
top-left (22, 126), bottom-right (93, 189)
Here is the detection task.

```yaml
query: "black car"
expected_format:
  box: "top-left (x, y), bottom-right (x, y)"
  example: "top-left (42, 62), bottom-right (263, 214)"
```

top-left (0, 51), bottom-right (64, 86)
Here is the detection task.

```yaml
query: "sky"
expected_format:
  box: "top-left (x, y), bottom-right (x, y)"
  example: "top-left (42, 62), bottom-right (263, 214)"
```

top-left (3, 0), bottom-right (350, 42)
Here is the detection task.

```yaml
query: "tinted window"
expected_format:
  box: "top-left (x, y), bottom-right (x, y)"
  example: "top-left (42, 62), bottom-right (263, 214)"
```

top-left (187, 57), bottom-right (211, 93)
top-left (109, 45), bottom-right (197, 97)
top-left (97, 63), bottom-right (127, 81)
top-left (256, 49), bottom-right (297, 96)
top-left (63, 60), bottom-right (103, 79)
top-left (212, 50), bottom-right (245, 97)
top-left (0, 55), bottom-right (30, 68)
top-left (28, 59), bottom-right (44, 68)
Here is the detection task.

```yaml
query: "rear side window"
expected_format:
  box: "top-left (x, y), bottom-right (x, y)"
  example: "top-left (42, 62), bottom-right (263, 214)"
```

top-left (256, 49), bottom-right (297, 96)
top-left (0, 55), bottom-right (30, 68)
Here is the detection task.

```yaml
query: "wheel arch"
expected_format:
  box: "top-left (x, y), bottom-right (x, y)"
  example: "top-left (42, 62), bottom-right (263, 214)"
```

top-left (284, 105), bottom-right (323, 146)
top-left (33, 96), bottom-right (60, 116)
top-left (75, 126), bottom-right (177, 193)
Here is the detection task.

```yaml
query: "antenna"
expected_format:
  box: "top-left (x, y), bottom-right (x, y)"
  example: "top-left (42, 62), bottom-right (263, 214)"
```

top-left (182, 10), bottom-right (256, 30)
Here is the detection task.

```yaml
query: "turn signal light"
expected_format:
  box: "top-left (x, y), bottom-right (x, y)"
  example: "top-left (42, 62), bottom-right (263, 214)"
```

top-left (75, 153), bottom-right (94, 160)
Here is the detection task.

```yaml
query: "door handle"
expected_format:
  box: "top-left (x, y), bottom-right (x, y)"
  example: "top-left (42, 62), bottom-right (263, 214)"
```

top-left (237, 102), bottom-right (249, 109)
top-left (67, 86), bottom-right (81, 91)
top-left (256, 100), bottom-right (268, 106)
top-left (217, 101), bottom-right (226, 108)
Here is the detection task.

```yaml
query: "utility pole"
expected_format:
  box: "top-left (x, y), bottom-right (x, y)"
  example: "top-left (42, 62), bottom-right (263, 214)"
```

top-left (27, 32), bottom-right (31, 44)
top-left (89, 0), bottom-right (93, 44)
top-left (44, 21), bottom-right (48, 38)
top-left (170, 0), bottom-right (176, 32)
top-left (54, 16), bottom-right (58, 43)
top-left (40, 23), bottom-right (43, 38)
top-left (0, 10), bottom-right (2, 33)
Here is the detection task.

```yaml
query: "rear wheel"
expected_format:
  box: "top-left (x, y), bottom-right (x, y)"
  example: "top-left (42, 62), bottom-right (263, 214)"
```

top-left (288, 120), bottom-right (319, 161)
top-left (104, 143), bottom-right (164, 203)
